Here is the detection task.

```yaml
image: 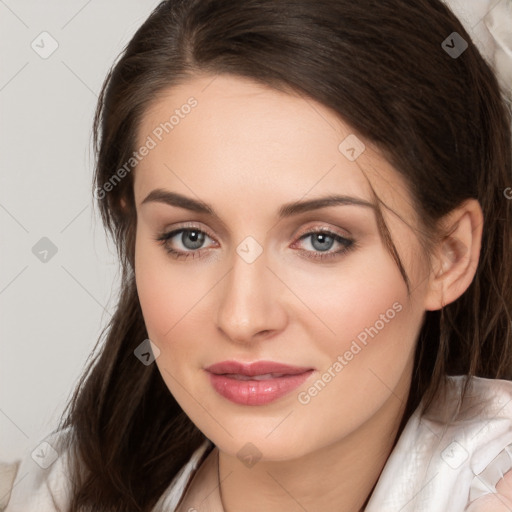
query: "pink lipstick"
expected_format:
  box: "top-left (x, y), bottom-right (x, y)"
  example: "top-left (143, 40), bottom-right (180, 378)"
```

top-left (204, 360), bottom-right (314, 405)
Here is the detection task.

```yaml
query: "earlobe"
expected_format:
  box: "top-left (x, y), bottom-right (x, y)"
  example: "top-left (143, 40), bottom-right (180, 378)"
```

top-left (423, 199), bottom-right (483, 311)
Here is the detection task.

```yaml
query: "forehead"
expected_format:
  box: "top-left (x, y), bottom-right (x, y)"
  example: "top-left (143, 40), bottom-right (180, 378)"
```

top-left (133, 73), bottom-right (412, 219)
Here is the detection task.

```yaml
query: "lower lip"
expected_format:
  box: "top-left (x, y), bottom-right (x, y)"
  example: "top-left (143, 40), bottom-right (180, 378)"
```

top-left (207, 370), bottom-right (314, 405)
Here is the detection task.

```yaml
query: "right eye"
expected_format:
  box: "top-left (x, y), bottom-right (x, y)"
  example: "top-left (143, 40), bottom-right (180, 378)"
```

top-left (154, 226), bottom-right (218, 260)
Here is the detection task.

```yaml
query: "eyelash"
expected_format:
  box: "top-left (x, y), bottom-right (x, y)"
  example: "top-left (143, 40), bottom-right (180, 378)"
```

top-left (154, 224), bottom-right (356, 261)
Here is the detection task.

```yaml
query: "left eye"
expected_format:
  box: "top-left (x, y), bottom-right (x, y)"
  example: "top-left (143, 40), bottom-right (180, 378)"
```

top-left (292, 230), bottom-right (355, 260)
top-left (155, 227), bottom-right (355, 261)
top-left (296, 230), bottom-right (347, 252)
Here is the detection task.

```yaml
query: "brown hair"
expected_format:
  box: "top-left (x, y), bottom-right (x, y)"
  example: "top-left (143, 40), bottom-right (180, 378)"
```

top-left (56, 0), bottom-right (512, 509)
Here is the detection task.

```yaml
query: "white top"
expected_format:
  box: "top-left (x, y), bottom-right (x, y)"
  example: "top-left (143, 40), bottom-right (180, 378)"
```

top-left (4, 375), bottom-right (512, 511)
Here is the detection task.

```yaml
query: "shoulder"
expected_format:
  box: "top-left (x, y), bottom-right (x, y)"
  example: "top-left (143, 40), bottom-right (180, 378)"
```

top-left (423, 375), bottom-right (512, 470)
top-left (444, 376), bottom-right (512, 511)
top-left (424, 374), bottom-right (512, 421)
top-left (365, 375), bottom-right (512, 511)
top-left (3, 427), bottom-right (75, 512)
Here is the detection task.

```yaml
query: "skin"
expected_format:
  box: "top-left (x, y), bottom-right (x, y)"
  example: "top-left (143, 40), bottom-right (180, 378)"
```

top-left (465, 472), bottom-right (512, 512)
top-left (131, 73), bottom-right (485, 511)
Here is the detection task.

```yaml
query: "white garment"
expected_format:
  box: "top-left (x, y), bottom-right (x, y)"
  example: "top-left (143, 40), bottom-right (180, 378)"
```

top-left (442, 0), bottom-right (512, 95)
top-left (4, 375), bottom-right (512, 511)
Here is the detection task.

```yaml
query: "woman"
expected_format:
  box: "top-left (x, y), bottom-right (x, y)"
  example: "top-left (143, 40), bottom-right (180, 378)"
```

top-left (4, 0), bottom-right (512, 510)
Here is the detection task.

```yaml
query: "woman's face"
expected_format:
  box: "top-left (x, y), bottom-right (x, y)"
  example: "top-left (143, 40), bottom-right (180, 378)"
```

top-left (133, 73), bottom-right (431, 460)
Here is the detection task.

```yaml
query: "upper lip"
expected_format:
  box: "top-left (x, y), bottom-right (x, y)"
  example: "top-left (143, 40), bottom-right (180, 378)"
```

top-left (205, 360), bottom-right (313, 376)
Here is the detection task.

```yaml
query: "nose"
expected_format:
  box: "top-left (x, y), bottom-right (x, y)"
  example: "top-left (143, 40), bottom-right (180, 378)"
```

top-left (215, 246), bottom-right (288, 345)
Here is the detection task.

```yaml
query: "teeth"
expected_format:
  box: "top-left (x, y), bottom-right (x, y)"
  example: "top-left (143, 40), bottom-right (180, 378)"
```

top-left (225, 373), bottom-right (286, 381)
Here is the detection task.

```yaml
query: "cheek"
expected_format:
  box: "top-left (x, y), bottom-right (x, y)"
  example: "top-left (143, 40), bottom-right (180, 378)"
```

top-left (290, 287), bottom-right (420, 450)
top-left (134, 232), bottom-right (209, 342)
top-left (281, 247), bottom-right (415, 353)
top-left (285, 247), bottom-right (424, 413)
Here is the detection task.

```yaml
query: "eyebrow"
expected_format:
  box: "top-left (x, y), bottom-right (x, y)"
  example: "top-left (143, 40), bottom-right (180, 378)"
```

top-left (140, 188), bottom-right (375, 219)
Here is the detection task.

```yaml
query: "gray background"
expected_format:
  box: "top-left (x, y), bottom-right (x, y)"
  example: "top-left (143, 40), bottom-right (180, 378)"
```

top-left (0, 0), bottom-right (161, 462)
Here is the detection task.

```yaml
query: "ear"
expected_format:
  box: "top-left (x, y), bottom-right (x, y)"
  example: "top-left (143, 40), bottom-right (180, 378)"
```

top-left (423, 199), bottom-right (483, 311)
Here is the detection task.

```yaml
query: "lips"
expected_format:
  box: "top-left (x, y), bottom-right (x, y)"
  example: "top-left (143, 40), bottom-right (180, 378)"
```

top-left (205, 360), bottom-right (312, 376)
top-left (204, 360), bottom-right (314, 405)
top-left (224, 373), bottom-right (291, 381)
